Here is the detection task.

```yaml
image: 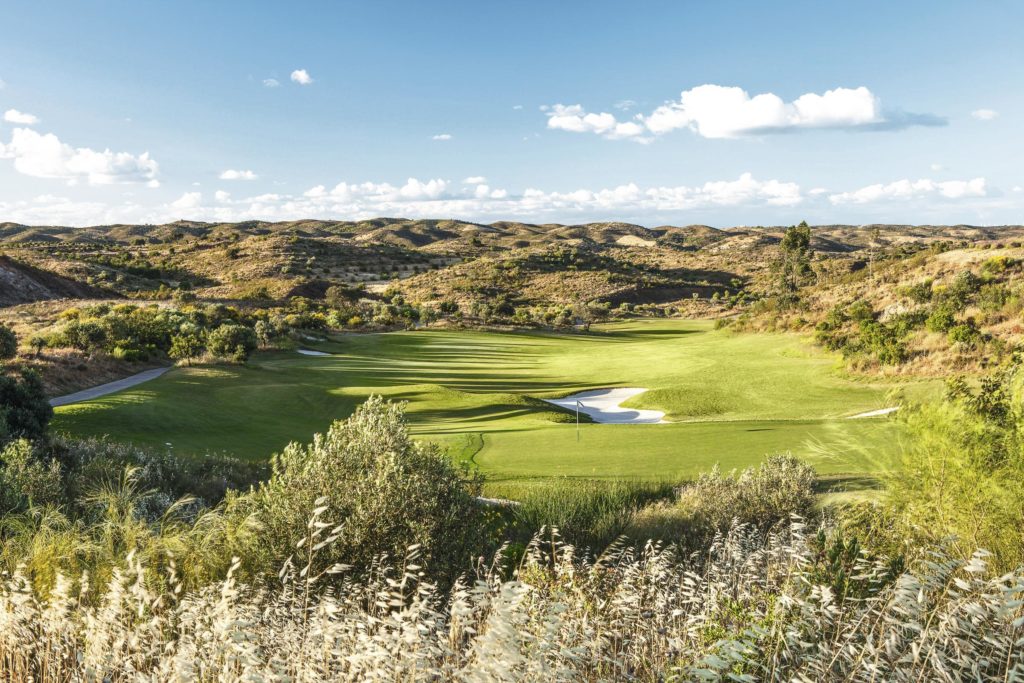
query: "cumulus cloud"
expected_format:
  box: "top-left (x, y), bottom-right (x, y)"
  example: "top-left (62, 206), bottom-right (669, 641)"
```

top-left (263, 78), bottom-right (280, 88)
top-left (432, 133), bottom-right (453, 141)
top-left (290, 69), bottom-right (313, 85)
top-left (463, 176), bottom-right (487, 184)
top-left (10, 171), bottom-right (1020, 227)
top-left (546, 85), bottom-right (944, 141)
top-left (148, 172), bottom-right (807, 224)
top-left (0, 127), bottom-right (159, 185)
top-left (219, 169), bottom-right (258, 180)
top-left (171, 192), bottom-right (202, 209)
top-left (545, 104), bottom-right (649, 141)
top-left (3, 109), bottom-right (39, 125)
top-left (829, 177), bottom-right (987, 204)
top-left (971, 108), bottom-right (998, 120)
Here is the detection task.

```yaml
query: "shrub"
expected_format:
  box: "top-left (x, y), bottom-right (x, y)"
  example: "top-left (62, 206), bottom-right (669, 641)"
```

top-left (676, 454), bottom-right (817, 534)
top-left (0, 324), bottom-right (16, 361)
top-left (206, 324), bottom-right (257, 361)
top-left (926, 302), bottom-right (958, 333)
top-left (244, 396), bottom-right (488, 583)
top-left (0, 439), bottom-right (61, 513)
top-left (0, 369), bottom-right (52, 442)
top-left (881, 368), bottom-right (1024, 572)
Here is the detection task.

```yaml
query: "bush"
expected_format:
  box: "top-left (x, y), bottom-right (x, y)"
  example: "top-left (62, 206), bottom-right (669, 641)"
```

top-left (0, 369), bottom-right (52, 442)
top-left (881, 367), bottom-right (1024, 572)
top-left (207, 324), bottom-right (257, 361)
top-left (0, 439), bottom-right (61, 513)
top-left (0, 324), bottom-right (16, 361)
top-left (676, 454), bottom-right (817, 534)
top-left (244, 396), bottom-right (488, 583)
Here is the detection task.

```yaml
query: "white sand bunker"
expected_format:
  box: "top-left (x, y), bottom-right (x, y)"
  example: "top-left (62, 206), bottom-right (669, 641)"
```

top-left (542, 388), bottom-right (667, 424)
top-left (297, 349), bottom-right (332, 357)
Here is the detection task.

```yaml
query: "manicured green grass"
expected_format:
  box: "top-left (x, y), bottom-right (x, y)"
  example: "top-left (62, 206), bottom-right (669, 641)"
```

top-left (52, 320), bottom-right (931, 484)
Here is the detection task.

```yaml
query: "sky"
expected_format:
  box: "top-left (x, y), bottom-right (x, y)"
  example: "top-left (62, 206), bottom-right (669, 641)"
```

top-left (0, 0), bottom-right (1022, 228)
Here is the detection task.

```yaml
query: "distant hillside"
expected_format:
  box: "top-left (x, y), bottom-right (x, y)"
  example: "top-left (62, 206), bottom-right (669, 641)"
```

top-left (0, 254), bottom-right (108, 307)
top-left (2, 218), bottom-right (1023, 312)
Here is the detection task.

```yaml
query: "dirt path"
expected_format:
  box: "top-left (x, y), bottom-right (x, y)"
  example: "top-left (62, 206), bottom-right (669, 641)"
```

top-left (847, 407), bottom-right (899, 419)
top-left (542, 388), bottom-right (667, 424)
top-left (50, 367), bottom-right (172, 407)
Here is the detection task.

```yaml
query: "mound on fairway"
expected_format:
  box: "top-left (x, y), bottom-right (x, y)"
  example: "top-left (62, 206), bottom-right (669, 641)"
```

top-left (52, 320), bottom-right (931, 484)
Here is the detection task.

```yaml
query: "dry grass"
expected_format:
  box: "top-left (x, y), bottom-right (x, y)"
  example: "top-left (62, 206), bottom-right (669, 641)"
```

top-left (1, 519), bottom-right (1021, 681)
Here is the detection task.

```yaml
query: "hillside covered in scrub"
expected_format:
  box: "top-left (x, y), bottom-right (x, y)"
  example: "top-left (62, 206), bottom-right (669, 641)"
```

top-left (2, 219), bottom-right (1024, 395)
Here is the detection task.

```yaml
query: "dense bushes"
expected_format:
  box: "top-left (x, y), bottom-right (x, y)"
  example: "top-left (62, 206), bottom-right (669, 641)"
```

top-left (0, 369), bottom-right (52, 442)
top-left (839, 365), bottom-right (1024, 574)
top-left (242, 396), bottom-right (490, 583)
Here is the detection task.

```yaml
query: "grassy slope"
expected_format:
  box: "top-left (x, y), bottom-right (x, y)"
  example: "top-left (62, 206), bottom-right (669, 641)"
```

top-left (52, 320), bottom-right (931, 483)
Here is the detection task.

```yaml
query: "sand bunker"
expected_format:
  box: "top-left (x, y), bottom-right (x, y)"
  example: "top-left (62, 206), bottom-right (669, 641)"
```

top-left (542, 388), bottom-right (666, 424)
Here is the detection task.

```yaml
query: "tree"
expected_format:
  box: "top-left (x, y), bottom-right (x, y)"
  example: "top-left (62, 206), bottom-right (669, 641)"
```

top-left (244, 396), bottom-right (487, 584)
top-left (0, 369), bottom-right (53, 442)
top-left (206, 324), bottom-right (257, 362)
top-left (779, 221), bottom-right (814, 293)
top-left (63, 320), bottom-right (108, 357)
top-left (169, 332), bottom-right (204, 366)
top-left (0, 324), bottom-right (17, 362)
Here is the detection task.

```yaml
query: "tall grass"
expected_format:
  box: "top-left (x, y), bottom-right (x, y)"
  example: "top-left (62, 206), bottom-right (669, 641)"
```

top-left (494, 479), bottom-right (676, 551)
top-left (1, 519), bottom-right (1021, 681)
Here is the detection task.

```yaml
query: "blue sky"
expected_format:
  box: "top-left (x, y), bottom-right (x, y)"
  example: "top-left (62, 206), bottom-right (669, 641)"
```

top-left (0, 0), bottom-right (1021, 227)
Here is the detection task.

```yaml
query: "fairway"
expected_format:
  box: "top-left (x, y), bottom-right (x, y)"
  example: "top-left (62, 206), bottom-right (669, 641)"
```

top-left (52, 320), bottom-right (924, 483)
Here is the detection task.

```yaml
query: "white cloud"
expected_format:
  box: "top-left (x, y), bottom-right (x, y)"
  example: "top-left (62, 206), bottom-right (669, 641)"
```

top-left (545, 104), bottom-right (649, 141)
top-left (547, 84), bottom-right (942, 141)
top-left (219, 169), bottom-right (258, 180)
top-left (0, 127), bottom-right (159, 185)
top-left (171, 192), bottom-right (202, 210)
top-left (512, 104), bottom-right (523, 110)
top-left (0, 78), bottom-right (6, 90)
top-left (290, 69), bottom-right (313, 85)
top-left (3, 109), bottom-right (39, 125)
top-left (263, 78), bottom-right (280, 88)
top-left (829, 177), bottom-right (987, 204)
top-left (432, 133), bottom-right (453, 141)
top-left (155, 172), bottom-right (804, 224)
top-left (930, 163), bottom-right (945, 171)
top-left (463, 176), bottom-right (487, 184)
top-left (1013, 186), bottom-right (1023, 194)
top-left (971, 108), bottom-right (998, 120)
top-left (614, 99), bottom-right (637, 111)
top-left (214, 190), bottom-right (231, 202)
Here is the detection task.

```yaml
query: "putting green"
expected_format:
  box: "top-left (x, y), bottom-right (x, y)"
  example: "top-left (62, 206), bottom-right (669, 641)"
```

top-left (52, 320), bottom-right (931, 483)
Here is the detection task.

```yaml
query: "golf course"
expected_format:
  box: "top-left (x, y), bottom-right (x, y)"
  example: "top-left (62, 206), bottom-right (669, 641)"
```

top-left (51, 320), bottom-right (923, 484)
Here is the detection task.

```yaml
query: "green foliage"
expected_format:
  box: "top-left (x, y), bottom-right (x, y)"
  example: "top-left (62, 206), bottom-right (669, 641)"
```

top-left (206, 324), bottom-right (257, 361)
top-left (245, 396), bottom-right (488, 583)
top-left (882, 367), bottom-right (1024, 572)
top-left (676, 454), bottom-right (817, 535)
top-left (0, 369), bottom-right (53, 442)
top-left (168, 331), bottom-right (204, 364)
top-left (778, 221), bottom-right (814, 293)
top-left (898, 279), bottom-right (933, 303)
top-left (0, 324), bottom-right (16, 362)
top-left (0, 439), bottom-right (61, 513)
top-left (947, 319), bottom-right (982, 348)
top-left (504, 479), bottom-right (674, 551)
